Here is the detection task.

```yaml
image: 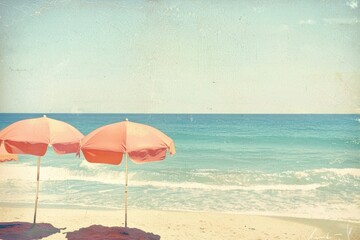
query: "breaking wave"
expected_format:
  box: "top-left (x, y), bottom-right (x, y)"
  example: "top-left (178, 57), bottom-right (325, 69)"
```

top-left (0, 164), bottom-right (340, 191)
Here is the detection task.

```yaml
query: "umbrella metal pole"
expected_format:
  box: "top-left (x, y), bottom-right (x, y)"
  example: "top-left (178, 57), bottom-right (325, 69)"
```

top-left (33, 156), bottom-right (41, 225)
top-left (125, 154), bottom-right (128, 228)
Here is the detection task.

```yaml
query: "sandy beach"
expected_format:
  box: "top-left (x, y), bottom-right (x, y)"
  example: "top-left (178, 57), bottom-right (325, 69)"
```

top-left (1, 207), bottom-right (359, 240)
top-left (1, 0), bottom-right (359, 238)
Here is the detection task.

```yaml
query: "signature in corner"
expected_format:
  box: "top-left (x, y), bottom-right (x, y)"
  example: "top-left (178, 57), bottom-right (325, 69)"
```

top-left (307, 224), bottom-right (352, 240)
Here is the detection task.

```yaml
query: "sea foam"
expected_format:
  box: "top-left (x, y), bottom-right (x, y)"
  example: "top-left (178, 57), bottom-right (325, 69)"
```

top-left (0, 164), bottom-right (329, 191)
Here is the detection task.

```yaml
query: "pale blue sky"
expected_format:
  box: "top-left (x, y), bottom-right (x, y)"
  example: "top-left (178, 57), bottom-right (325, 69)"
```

top-left (0, 0), bottom-right (359, 113)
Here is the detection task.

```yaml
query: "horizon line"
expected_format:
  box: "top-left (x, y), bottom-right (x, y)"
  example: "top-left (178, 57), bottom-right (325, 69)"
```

top-left (1, 112), bottom-right (359, 115)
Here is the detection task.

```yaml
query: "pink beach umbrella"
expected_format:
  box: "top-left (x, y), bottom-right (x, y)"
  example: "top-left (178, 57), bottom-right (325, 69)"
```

top-left (81, 119), bottom-right (176, 227)
top-left (0, 115), bottom-right (84, 224)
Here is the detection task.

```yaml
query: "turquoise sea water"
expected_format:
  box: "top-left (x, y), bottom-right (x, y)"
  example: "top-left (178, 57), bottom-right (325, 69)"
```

top-left (0, 114), bottom-right (359, 221)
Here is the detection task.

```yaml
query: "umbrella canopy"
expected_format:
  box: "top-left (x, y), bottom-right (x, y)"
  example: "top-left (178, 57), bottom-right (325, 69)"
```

top-left (0, 116), bottom-right (83, 156)
top-left (0, 143), bottom-right (18, 162)
top-left (81, 119), bottom-right (175, 227)
top-left (0, 115), bottom-right (84, 224)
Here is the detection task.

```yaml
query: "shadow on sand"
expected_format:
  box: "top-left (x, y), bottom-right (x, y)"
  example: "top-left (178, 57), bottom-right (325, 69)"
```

top-left (0, 222), bottom-right (62, 240)
top-left (66, 225), bottom-right (160, 240)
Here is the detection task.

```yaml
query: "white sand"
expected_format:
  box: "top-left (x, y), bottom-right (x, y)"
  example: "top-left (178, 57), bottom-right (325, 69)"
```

top-left (1, 207), bottom-right (359, 240)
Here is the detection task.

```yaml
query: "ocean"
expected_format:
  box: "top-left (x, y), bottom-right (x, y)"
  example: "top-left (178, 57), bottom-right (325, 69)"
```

top-left (0, 114), bottom-right (359, 222)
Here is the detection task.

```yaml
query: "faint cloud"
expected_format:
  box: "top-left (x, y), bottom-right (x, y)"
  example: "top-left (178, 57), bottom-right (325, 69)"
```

top-left (323, 17), bottom-right (359, 25)
top-left (346, 0), bottom-right (358, 8)
top-left (252, 6), bottom-right (265, 13)
top-left (299, 19), bottom-right (316, 25)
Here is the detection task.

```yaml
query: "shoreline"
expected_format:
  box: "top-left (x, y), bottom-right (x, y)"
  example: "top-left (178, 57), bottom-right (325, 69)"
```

top-left (2, 203), bottom-right (360, 224)
top-left (1, 207), bottom-right (359, 239)
top-left (2, 201), bottom-right (360, 223)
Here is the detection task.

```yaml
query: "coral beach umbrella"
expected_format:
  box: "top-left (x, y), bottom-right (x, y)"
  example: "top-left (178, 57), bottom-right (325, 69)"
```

top-left (0, 115), bottom-right (84, 224)
top-left (0, 143), bottom-right (18, 162)
top-left (81, 119), bottom-right (176, 227)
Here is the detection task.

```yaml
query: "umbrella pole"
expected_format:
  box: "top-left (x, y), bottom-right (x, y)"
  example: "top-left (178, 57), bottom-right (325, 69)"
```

top-left (33, 156), bottom-right (41, 225)
top-left (125, 153), bottom-right (128, 228)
